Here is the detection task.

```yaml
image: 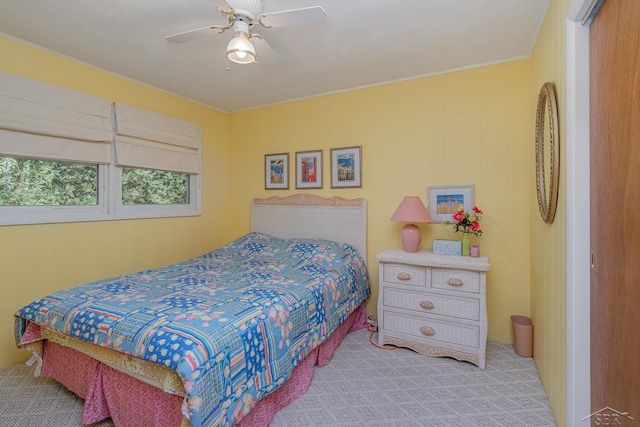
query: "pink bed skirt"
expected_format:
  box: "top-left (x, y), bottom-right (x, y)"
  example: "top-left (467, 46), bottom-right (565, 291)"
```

top-left (37, 304), bottom-right (367, 427)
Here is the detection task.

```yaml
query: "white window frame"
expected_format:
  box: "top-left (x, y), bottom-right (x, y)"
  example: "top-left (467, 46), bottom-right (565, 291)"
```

top-left (0, 150), bottom-right (201, 226)
top-left (112, 161), bottom-right (201, 220)
top-left (0, 123), bottom-right (202, 226)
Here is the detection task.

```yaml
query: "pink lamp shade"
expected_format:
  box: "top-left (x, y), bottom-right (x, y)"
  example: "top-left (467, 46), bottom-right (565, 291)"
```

top-left (390, 196), bottom-right (433, 253)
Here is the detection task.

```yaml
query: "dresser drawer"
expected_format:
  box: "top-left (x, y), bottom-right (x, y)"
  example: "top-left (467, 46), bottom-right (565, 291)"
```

top-left (431, 268), bottom-right (480, 293)
top-left (382, 263), bottom-right (426, 287)
top-left (382, 287), bottom-right (480, 321)
top-left (382, 310), bottom-right (480, 349)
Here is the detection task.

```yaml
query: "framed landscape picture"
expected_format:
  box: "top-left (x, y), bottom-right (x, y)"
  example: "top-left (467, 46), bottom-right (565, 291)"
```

top-left (295, 150), bottom-right (323, 189)
top-left (265, 153), bottom-right (289, 189)
top-left (330, 146), bottom-right (362, 188)
top-left (427, 185), bottom-right (475, 223)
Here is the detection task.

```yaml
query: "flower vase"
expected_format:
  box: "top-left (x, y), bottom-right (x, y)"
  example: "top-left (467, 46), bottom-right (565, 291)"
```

top-left (461, 233), bottom-right (470, 256)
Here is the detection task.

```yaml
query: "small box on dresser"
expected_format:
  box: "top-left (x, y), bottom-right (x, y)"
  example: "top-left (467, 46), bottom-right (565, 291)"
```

top-left (432, 239), bottom-right (462, 256)
top-left (376, 248), bottom-right (491, 368)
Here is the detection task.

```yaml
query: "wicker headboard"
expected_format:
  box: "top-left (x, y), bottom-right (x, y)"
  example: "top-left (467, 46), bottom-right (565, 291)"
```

top-left (251, 194), bottom-right (367, 260)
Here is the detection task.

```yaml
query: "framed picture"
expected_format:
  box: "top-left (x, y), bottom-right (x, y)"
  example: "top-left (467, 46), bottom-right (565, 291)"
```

top-left (295, 150), bottom-right (323, 189)
top-left (427, 185), bottom-right (475, 223)
top-left (330, 146), bottom-right (362, 188)
top-left (264, 153), bottom-right (289, 190)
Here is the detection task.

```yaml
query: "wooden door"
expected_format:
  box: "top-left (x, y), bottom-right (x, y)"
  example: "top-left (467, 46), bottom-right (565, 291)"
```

top-left (590, 0), bottom-right (640, 423)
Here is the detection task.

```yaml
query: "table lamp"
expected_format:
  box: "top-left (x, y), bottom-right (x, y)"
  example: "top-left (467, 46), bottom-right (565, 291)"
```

top-left (390, 196), bottom-right (433, 253)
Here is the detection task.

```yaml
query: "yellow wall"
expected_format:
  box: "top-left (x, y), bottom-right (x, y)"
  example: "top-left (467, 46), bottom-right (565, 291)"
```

top-left (228, 60), bottom-right (533, 345)
top-left (0, 36), bottom-right (233, 367)
top-left (529, 0), bottom-right (570, 425)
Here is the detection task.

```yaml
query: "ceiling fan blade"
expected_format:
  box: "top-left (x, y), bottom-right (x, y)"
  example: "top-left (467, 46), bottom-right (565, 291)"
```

top-left (258, 6), bottom-right (326, 28)
top-left (251, 35), bottom-right (282, 64)
top-left (165, 26), bottom-right (225, 43)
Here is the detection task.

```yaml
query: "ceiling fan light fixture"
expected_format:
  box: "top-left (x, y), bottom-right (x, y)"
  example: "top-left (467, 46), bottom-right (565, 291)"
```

top-left (226, 32), bottom-right (256, 64)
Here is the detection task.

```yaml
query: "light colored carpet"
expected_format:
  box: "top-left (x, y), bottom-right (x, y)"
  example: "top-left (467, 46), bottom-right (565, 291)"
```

top-left (0, 328), bottom-right (556, 426)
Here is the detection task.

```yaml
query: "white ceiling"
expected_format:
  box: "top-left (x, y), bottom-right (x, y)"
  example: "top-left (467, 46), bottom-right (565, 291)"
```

top-left (0, 0), bottom-right (549, 113)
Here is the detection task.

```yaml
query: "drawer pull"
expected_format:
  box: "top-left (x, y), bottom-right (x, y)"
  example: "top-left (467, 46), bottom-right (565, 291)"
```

top-left (447, 277), bottom-right (464, 287)
top-left (420, 326), bottom-right (435, 336)
top-left (397, 272), bottom-right (411, 281)
top-left (419, 300), bottom-right (434, 309)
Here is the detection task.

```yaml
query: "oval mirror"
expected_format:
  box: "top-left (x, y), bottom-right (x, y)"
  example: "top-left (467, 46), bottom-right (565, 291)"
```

top-left (535, 82), bottom-right (559, 224)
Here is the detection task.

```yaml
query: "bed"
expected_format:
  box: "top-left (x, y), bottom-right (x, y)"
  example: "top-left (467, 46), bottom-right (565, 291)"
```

top-left (14, 194), bottom-right (369, 427)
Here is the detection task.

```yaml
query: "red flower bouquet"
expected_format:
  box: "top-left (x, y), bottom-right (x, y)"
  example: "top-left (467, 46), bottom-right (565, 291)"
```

top-left (445, 206), bottom-right (484, 237)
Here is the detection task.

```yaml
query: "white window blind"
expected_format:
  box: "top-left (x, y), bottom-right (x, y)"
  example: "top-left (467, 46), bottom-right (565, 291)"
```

top-left (0, 71), bottom-right (113, 164)
top-left (114, 103), bottom-right (200, 174)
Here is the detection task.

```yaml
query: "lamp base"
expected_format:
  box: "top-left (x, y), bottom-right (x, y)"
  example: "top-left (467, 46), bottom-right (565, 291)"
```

top-left (401, 223), bottom-right (422, 253)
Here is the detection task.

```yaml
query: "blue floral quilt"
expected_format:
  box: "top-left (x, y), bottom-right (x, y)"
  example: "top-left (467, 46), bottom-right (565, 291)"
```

top-left (15, 232), bottom-right (370, 426)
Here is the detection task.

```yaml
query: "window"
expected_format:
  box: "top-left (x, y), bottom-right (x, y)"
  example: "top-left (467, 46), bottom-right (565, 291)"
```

top-left (0, 71), bottom-right (201, 225)
top-left (121, 167), bottom-right (188, 205)
top-left (0, 154), bottom-right (200, 225)
top-left (0, 157), bottom-right (98, 206)
top-left (111, 102), bottom-right (201, 218)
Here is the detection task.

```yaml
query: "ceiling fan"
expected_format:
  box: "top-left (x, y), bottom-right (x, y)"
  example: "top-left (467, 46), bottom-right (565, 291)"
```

top-left (165, 0), bottom-right (327, 65)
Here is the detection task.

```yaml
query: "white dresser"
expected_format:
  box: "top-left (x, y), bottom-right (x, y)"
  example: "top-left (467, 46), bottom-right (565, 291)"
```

top-left (376, 248), bottom-right (491, 368)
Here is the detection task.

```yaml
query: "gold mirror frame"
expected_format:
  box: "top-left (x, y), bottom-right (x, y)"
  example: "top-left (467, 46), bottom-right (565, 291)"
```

top-left (535, 82), bottom-right (559, 224)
